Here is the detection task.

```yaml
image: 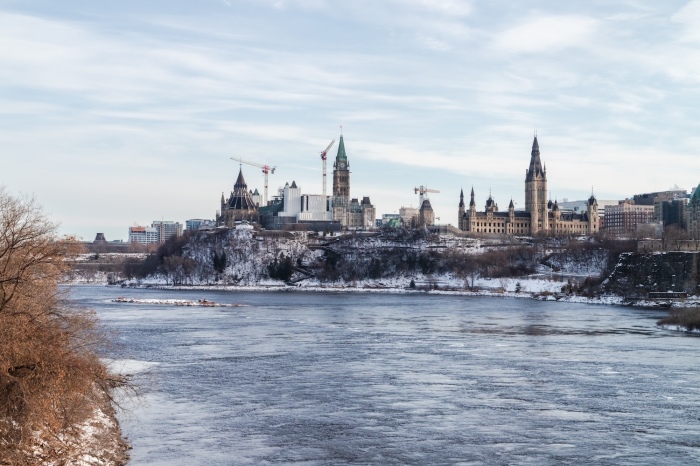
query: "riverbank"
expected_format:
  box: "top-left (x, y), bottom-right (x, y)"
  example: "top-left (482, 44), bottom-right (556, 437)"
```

top-left (66, 275), bottom-right (694, 309)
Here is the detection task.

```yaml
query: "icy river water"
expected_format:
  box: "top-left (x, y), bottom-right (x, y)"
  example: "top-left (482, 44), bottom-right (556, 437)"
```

top-left (69, 286), bottom-right (700, 465)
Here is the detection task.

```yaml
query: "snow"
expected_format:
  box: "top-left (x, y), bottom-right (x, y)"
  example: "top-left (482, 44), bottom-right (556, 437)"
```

top-left (111, 297), bottom-right (246, 307)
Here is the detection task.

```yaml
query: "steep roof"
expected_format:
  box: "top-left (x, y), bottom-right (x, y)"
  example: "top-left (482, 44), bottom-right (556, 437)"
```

top-left (228, 168), bottom-right (256, 211)
top-left (526, 135), bottom-right (545, 181)
top-left (234, 168), bottom-right (247, 189)
top-left (336, 135), bottom-right (347, 162)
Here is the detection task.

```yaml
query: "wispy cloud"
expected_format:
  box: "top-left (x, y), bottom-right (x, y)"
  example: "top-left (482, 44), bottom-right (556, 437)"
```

top-left (494, 15), bottom-right (599, 54)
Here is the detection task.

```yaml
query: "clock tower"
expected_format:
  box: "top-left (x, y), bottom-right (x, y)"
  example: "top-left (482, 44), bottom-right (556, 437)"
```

top-left (332, 134), bottom-right (350, 202)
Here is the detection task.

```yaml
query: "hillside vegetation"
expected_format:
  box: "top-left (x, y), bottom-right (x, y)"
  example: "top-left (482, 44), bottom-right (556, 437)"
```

top-left (109, 227), bottom-right (628, 292)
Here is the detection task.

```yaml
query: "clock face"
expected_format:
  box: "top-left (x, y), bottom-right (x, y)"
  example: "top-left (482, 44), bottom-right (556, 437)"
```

top-left (340, 163), bottom-right (346, 169)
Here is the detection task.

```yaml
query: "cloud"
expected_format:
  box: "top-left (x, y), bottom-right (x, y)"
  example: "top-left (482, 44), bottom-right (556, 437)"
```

top-left (671, 0), bottom-right (700, 42)
top-left (494, 15), bottom-right (599, 54)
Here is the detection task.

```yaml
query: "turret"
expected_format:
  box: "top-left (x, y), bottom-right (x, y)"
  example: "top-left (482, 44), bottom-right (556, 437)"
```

top-left (587, 192), bottom-right (598, 235)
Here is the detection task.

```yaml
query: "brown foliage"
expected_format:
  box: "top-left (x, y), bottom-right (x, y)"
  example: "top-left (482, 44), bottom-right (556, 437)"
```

top-left (0, 188), bottom-right (125, 464)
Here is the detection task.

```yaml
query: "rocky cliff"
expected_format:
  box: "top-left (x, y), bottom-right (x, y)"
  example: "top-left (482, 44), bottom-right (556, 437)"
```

top-left (603, 252), bottom-right (700, 298)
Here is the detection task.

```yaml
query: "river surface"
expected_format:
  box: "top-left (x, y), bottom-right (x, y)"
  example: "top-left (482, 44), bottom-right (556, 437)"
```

top-left (68, 286), bottom-right (700, 465)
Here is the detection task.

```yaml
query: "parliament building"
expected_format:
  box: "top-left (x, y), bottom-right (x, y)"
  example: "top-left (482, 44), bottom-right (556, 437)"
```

top-left (458, 136), bottom-right (599, 236)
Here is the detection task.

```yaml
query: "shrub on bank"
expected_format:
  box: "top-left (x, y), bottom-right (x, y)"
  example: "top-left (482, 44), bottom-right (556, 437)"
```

top-left (657, 308), bottom-right (700, 331)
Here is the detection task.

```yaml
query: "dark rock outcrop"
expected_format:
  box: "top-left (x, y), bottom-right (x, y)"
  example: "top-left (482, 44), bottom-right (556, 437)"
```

top-left (603, 252), bottom-right (700, 298)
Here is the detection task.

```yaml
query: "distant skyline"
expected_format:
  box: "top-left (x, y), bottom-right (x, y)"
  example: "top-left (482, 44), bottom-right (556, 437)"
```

top-left (2, 0), bottom-right (700, 241)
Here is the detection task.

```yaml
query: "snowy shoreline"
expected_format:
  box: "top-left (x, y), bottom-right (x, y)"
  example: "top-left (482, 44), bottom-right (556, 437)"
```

top-left (64, 277), bottom-right (700, 309)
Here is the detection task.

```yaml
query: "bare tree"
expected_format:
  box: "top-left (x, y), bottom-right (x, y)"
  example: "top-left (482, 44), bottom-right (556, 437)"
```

top-left (0, 188), bottom-right (128, 464)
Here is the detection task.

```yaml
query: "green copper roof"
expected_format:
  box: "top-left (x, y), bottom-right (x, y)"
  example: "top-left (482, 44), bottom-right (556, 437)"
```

top-left (691, 185), bottom-right (700, 205)
top-left (336, 135), bottom-right (347, 162)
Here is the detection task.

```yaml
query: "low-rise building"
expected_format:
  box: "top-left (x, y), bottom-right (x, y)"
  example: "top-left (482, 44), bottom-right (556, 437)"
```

top-left (185, 219), bottom-right (215, 231)
top-left (128, 225), bottom-right (159, 244)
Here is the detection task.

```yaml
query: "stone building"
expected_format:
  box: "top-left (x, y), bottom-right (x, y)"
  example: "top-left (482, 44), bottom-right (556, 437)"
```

top-left (331, 135), bottom-right (376, 229)
top-left (458, 136), bottom-right (598, 236)
top-left (217, 168), bottom-right (259, 227)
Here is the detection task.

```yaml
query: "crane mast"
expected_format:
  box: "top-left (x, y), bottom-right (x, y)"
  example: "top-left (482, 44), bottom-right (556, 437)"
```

top-left (319, 140), bottom-right (335, 198)
top-left (230, 157), bottom-right (276, 206)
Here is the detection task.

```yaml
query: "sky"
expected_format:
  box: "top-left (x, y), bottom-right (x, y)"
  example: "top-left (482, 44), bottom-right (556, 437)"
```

top-left (2, 0), bottom-right (700, 241)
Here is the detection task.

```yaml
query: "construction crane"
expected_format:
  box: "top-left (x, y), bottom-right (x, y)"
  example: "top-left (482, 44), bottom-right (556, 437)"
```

top-left (414, 186), bottom-right (440, 207)
top-left (230, 157), bottom-right (276, 206)
top-left (319, 139), bottom-right (335, 197)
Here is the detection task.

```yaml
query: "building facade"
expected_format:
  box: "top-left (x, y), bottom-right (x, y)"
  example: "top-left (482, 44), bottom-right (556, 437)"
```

top-left (602, 200), bottom-right (655, 236)
top-left (128, 225), bottom-right (160, 244)
top-left (331, 135), bottom-right (376, 229)
top-left (152, 220), bottom-right (183, 242)
top-left (186, 219), bottom-right (216, 231)
top-left (458, 136), bottom-right (598, 236)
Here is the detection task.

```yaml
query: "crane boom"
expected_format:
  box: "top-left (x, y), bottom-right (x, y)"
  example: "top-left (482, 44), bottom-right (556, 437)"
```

top-left (230, 157), bottom-right (276, 206)
top-left (414, 185), bottom-right (440, 207)
top-left (319, 140), bottom-right (335, 198)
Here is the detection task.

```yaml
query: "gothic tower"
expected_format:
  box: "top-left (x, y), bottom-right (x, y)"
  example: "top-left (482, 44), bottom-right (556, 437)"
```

top-left (458, 188), bottom-right (465, 224)
top-left (525, 135), bottom-right (548, 235)
top-left (333, 135), bottom-right (350, 202)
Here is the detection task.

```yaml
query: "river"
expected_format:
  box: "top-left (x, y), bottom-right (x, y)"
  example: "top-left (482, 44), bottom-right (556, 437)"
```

top-left (68, 285), bottom-right (700, 465)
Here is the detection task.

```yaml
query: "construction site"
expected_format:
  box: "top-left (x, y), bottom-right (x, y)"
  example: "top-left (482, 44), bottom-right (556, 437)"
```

top-left (215, 132), bottom-right (440, 232)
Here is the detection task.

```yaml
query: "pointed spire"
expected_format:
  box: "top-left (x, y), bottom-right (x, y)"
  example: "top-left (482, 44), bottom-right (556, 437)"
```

top-left (336, 134), bottom-right (347, 162)
top-left (459, 188), bottom-right (465, 208)
top-left (509, 198), bottom-right (514, 209)
top-left (470, 186), bottom-right (476, 207)
top-left (588, 186), bottom-right (597, 206)
top-left (526, 135), bottom-right (544, 181)
top-left (234, 168), bottom-right (247, 189)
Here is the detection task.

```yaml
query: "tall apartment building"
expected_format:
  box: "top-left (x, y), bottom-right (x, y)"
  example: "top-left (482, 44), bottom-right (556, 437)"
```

top-left (602, 200), bottom-right (655, 236)
top-left (152, 220), bottom-right (183, 242)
